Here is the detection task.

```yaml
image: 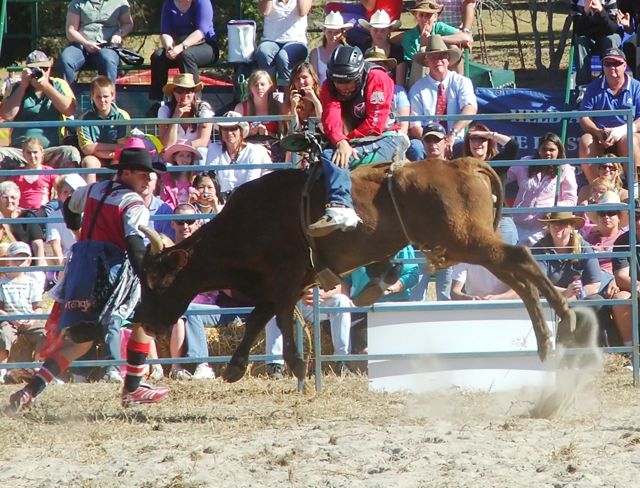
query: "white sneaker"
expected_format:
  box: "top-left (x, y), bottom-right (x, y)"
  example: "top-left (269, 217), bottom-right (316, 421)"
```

top-left (148, 365), bottom-right (164, 382)
top-left (0, 368), bottom-right (5, 384)
top-left (170, 368), bottom-right (192, 381)
top-left (192, 363), bottom-right (215, 380)
top-left (101, 369), bottom-right (124, 384)
top-left (307, 206), bottom-right (361, 237)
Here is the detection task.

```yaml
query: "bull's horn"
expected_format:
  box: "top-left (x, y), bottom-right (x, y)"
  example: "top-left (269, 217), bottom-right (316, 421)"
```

top-left (140, 225), bottom-right (163, 255)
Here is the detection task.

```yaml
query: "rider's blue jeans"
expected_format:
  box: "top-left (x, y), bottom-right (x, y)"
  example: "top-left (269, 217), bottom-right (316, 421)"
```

top-left (321, 135), bottom-right (407, 208)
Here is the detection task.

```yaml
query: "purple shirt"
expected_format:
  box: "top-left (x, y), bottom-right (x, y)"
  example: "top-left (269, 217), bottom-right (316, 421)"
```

top-left (161, 0), bottom-right (216, 41)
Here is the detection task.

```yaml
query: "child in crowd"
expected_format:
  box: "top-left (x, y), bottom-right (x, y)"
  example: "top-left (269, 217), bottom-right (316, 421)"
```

top-left (10, 137), bottom-right (57, 211)
top-left (234, 70), bottom-right (283, 142)
top-left (159, 140), bottom-right (201, 209)
top-left (0, 241), bottom-right (46, 384)
top-left (310, 11), bottom-right (353, 85)
top-left (190, 172), bottom-right (223, 215)
top-left (402, 0), bottom-right (473, 81)
top-left (77, 76), bottom-right (131, 184)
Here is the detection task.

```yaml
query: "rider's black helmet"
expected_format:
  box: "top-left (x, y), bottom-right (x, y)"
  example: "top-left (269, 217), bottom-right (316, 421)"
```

top-left (327, 45), bottom-right (365, 84)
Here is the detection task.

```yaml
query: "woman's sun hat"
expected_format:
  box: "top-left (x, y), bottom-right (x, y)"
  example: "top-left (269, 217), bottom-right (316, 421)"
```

top-left (163, 140), bottom-right (203, 163)
top-left (214, 111), bottom-right (250, 138)
top-left (163, 73), bottom-right (204, 97)
top-left (538, 211), bottom-right (585, 229)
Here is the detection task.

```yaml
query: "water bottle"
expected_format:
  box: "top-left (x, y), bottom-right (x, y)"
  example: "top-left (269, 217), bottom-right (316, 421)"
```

top-left (573, 274), bottom-right (585, 300)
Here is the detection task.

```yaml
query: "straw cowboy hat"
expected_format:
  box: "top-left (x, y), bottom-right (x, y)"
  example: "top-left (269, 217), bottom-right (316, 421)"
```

top-left (364, 46), bottom-right (397, 70)
top-left (538, 211), bottom-right (585, 229)
top-left (162, 73), bottom-right (204, 96)
top-left (412, 34), bottom-right (462, 67)
top-left (215, 110), bottom-right (250, 138)
top-left (163, 140), bottom-right (202, 163)
top-left (411, 0), bottom-right (444, 14)
top-left (323, 11), bottom-right (354, 30)
top-left (358, 9), bottom-right (401, 31)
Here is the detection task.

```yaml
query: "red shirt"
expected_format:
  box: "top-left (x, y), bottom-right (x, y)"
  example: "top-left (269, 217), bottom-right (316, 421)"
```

top-left (11, 165), bottom-right (57, 210)
top-left (321, 67), bottom-right (398, 146)
top-left (365, 0), bottom-right (402, 21)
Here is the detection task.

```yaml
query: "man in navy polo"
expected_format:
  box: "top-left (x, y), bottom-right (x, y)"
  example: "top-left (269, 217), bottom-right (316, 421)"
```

top-left (578, 47), bottom-right (640, 183)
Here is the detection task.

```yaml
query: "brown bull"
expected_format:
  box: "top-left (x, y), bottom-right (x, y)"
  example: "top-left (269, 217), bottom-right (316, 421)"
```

top-left (137, 157), bottom-right (576, 382)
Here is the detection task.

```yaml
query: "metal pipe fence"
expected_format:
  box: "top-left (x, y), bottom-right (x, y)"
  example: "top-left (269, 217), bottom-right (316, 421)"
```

top-left (0, 110), bottom-right (637, 392)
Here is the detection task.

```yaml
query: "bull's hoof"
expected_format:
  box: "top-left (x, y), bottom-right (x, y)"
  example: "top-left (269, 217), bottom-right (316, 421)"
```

top-left (289, 358), bottom-right (307, 381)
top-left (222, 363), bottom-right (247, 383)
top-left (556, 309), bottom-right (578, 347)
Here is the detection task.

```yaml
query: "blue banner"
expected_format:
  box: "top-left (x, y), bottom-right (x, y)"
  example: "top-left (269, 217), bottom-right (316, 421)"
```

top-left (475, 88), bottom-right (581, 158)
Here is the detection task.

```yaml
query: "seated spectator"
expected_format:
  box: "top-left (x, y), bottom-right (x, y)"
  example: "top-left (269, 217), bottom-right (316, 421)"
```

top-left (310, 11), bottom-right (353, 86)
top-left (0, 182), bottom-right (46, 267)
top-left (506, 133), bottom-right (577, 246)
top-left (158, 73), bottom-right (214, 158)
top-left (142, 171), bottom-right (174, 243)
top-left (190, 172), bottom-right (223, 215)
top-left (359, 10), bottom-right (404, 85)
top-left (256, 0), bottom-right (311, 89)
top-left (45, 174), bottom-right (86, 268)
top-left (166, 204), bottom-right (216, 380)
top-left (440, 0), bottom-right (476, 32)
top-left (0, 241), bottom-right (47, 384)
top-left (159, 140), bottom-right (201, 209)
top-left (579, 175), bottom-right (617, 229)
top-left (577, 159), bottom-right (628, 206)
top-left (364, 47), bottom-right (410, 134)
top-left (462, 123), bottom-right (519, 162)
top-left (578, 48), bottom-right (640, 183)
top-left (571, 0), bottom-right (621, 89)
top-left (531, 212), bottom-right (619, 346)
top-left (612, 201), bottom-right (640, 346)
top-left (618, 0), bottom-right (640, 79)
top-left (325, 0), bottom-right (403, 50)
top-left (402, 0), bottom-right (473, 82)
top-left (78, 76), bottom-right (131, 184)
top-left (284, 62), bottom-right (322, 134)
top-left (206, 111), bottom-right (272, 203)
top-left (233, 70), bottom-right (284, 160)
top-left (407, 35), bottom-right (476, 161)
top-left (451, 217), bottom-right (520, 300)
top-left (264, 284), bottom-right (352, 378)
top-left (55, 0), bottom-right (133, 84)
top-left (0, 51), bottom-right (80, 170)
top-left (9, 137), bottom-right (57, 211)
top-left (149, 0), bottom-right (219, 101)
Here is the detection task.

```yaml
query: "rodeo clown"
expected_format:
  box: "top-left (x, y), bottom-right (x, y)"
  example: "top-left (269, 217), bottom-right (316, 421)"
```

top-left (7, 148), bottom-right (169, 412)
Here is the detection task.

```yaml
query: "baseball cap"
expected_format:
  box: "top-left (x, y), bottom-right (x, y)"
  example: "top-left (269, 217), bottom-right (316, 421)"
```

top-left (422, 122), bottom-right (447, 140)
top-left (602, 48), bottom-right (626, 63)
top-left (62, 174), bottom-right (87, 191)
top-left (7, 241), bottom-right (32, 258)
top-left (25, 50), bottom-right (53, 68)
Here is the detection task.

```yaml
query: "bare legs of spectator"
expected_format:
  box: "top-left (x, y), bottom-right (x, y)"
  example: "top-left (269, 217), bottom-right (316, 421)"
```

top-left (579, 132), bottom-right (640, 184)
top-left (81, 155), bottom-right (102, 184)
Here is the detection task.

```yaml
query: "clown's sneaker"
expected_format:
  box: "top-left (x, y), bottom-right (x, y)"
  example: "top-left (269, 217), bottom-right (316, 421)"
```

top-left (120, 384), bottom-right (169, 407)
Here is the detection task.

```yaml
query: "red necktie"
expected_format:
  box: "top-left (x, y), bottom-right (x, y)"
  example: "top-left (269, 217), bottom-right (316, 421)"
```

top-left (435, 82), bottom-right (447, 130)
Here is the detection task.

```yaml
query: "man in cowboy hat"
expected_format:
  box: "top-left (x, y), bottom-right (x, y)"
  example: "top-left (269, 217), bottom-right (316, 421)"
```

top-left (406, 35), bottom-right (477, 161)
top-left (402, 0), bottom-right (473, 77)
top-left (0, 50), bottom-right (81, 170)
top-left (6, 148), bottom-right (170, 412)
top-left (578, 47), bottom-right (640, 183)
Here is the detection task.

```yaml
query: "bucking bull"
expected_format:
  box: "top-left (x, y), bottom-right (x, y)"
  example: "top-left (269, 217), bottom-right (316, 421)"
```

top-left (137, 156), bottom-right (579, 382)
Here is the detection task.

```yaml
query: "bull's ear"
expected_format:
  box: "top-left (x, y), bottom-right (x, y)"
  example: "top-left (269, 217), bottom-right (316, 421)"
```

top-left (148, 249), bottom-right (190, 291)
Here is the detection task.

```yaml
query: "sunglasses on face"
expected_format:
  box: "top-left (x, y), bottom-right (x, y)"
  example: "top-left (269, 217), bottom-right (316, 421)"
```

top-left (599, 164), bottom-right (616, 172)
top-left (174, 219), bottom-right (197, 226)
top-left (603, 60), bottom-right (625, 68)
top-left (597, 210), bottom-right (619, 217)
top-left (469, 136), bottom-right (488, 143)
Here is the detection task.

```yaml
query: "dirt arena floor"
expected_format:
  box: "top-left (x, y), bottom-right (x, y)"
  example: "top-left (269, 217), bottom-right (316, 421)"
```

top-left (1, 355), bottom-right (639, 488)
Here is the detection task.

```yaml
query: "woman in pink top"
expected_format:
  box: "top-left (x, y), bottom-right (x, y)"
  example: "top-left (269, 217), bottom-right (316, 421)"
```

top-left (506, 132), bottom-right (577, 246)
top-left (10, 137), bottom-right (57, 210)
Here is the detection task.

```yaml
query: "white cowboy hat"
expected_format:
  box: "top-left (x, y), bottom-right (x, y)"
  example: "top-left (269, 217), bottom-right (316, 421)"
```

top-left (215, 111), bottom-right (250, 138)
top-left (323, 11), bottom-right (354, 30)
top-left (358, 10), bottom-right (401, 31)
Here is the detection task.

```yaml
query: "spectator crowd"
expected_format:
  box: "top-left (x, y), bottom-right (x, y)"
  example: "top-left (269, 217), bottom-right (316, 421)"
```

top-left (1, 0), bottom-right (640, 386)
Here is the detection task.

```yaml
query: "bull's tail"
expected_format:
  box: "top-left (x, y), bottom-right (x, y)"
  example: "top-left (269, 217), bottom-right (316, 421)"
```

top-left (477, 160), bottom-right (504, 231)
